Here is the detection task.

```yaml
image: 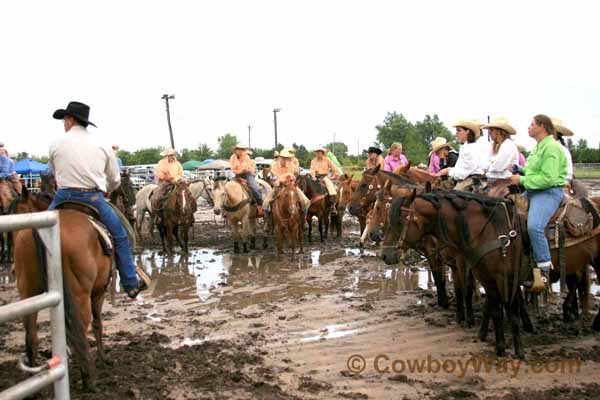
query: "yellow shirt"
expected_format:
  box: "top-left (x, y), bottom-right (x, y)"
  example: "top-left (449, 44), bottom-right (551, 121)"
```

top-left (366, 156), bottom-right (384, 170)
top-left (310, 157), bottom-right (339, 177)
top-left (156, 158), bottom-right (184, 183)
top-left (271, 160), bottom-right (296, 185)
top-left (230, 153), bottom-right (255, 175)
top-left (291, 157), bottom-right (300, 174)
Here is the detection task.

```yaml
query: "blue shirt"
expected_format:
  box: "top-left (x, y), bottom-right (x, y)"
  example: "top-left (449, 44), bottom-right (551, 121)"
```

top-left (117, 158), bottom-right (123, 171)
top-left (0, 155), bottom-right (15, 179)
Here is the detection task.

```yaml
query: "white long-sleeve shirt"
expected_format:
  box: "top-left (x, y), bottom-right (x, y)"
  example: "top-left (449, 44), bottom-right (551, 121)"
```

top-left (477, 135), bottom-right (493, 173)
top-left (448, 142), bottom-right (485, 180)
top-left (49, 125), bottom-right (121, 193)
top-left (560, 144), bottom-right (573, 180)
top-left (486, 139), bottom-right (519, 179)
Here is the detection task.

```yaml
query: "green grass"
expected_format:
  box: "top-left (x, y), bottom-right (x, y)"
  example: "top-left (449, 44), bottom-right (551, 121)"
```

top-left (574, 167), bottom-right (600, 179)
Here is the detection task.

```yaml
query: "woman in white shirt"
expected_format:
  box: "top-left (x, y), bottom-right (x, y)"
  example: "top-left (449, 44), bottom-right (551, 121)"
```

top-left (437, 119), bottom-right (485, 191)
top-left (551, 118), bottom-right (574, 182)
top-left (482, 117), bottom-right (519, 181)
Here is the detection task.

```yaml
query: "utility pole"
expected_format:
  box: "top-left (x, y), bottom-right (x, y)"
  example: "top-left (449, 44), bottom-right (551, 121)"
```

top-left (161, 94), bottom-right (176, 149)
top-left (273, 108), bottom-right (281, 149)
top-left (248, 125), bottom-right (252, 148)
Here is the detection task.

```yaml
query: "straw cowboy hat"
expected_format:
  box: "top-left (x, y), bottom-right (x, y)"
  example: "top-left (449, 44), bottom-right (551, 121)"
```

top-left (482, 117), bottom-right (516, 135)
top-left (161, 148), bottom-right (177, 157)
top-left (428, 137), bottom-right (447, 156)
top-left (233, 144), bottom-right (249, 150)
top-left (53, 101), bottom-right (97, 127)
top-left (452, 119), bottom-right (481, 138)
top-left (273, 150), bottom-right (280, 157)
top-left (551, 117), bottom-right (574, 137)
top-left (315, 146), bottom-right (328, 153)
top-left (279, 148), bottom-right (294, 158)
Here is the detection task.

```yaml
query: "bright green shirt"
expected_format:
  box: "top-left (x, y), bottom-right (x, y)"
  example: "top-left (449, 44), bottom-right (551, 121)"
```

top-left (520, 135), bottom-right (567, 190)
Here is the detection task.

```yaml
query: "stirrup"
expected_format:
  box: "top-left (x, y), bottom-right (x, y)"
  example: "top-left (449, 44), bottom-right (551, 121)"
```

top-left (529, 268), bottom-right (547, 293)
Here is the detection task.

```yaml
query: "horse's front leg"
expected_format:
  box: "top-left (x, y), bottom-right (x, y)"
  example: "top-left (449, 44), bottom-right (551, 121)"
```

top-left (318, 216), bottom-right (324, 243)
top-left (232, 220), bottom-right (241, 253)
top-left (249, 216), bottom-right (256, 250)
top-left (24, 312), bottom-right (39, 369)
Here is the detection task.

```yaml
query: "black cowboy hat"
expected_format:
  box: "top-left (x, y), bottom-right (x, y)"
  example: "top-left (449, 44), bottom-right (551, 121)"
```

top-left (367, 146), bottom-right (382, 155)
top-left (53, 101), bottom-right (97, 127)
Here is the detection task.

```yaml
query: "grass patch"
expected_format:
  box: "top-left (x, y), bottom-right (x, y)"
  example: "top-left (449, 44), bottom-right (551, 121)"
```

top-left (574, 167), bottom-right (600, 179)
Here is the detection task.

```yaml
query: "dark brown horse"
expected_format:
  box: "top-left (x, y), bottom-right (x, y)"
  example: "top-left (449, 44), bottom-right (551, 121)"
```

top-left (13, 185), bottom-right (112, 389)
top-left (331, 174), bottom-right (355, 239)
top-left (109, 169), bottom-right (137, 230)
top-left (297, 174), bottom-right (331, 243)
top-left (156, 180), bottom-right (197, 254)
top-left (273, 182), bottom-right (304, 257)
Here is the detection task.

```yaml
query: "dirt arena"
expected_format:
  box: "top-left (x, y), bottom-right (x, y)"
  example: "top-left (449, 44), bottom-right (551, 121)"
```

top-left (1, 181), bottom-right (600, 399)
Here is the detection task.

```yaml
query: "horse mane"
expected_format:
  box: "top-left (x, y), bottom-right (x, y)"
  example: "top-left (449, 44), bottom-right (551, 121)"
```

top-left (378, 170), bottom-right (419, 188)
top-left (389, 196), bottom-right (409, 228)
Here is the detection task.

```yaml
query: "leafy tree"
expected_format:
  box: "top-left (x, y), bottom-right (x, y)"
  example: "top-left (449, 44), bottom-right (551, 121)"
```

top-left (292, 143), bottom-right (311, 168)
top-left (326, 142), bottom-right (348, 159)
top-left (376, 112), bottom-right (414, 149)
top-left (195, 143), bottom-right (215, 160)
top-left (217, 133), bottom-right (238, 159)
top-left (414, 114), bottom-right (454, 148)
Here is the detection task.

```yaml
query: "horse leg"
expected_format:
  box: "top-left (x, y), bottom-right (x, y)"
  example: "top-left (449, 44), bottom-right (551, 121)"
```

top-left (74, 294), bottom-right (95, 390)
top-left (489, 292), bottom-right (506, 357)
top-left (563, 274), bottom-right (579, 323)
top-left (506, 296), bottom-right (524, 359)
top-left (307, 214), bottom-right (313, 243)
top-left (249, 217), bottom-right (256, 250)
top-left (158, 222), bottom-right (167, 254)
top-left (232, 221), bottom-right (240, 253)
top-left (465, 270), bottom-right (476, 328)
top-left (425, 244), bottom-right (448, 309)
top-left (452, 265), bottom-right (465, 324)
top-left (276, 226), bottom-right (283, 256)
top-left (24, 312), bottom-right (39, 368)
top-left (318, 216), bottom-right (324, 243)
top-left (591, 257), bottom-right (600, 331)
top-left (578, 267), bottom-right (590, 321)
top-left (91, 291), bottom-right (107, 365)
top-left (478, 298), bottom-right (491, 342)
top-left (242, 216), bottom-right (249, 253)
top-left (518, 287), bottom-right (534, 333)
top-left (290, 226), bottom-right (297, 259)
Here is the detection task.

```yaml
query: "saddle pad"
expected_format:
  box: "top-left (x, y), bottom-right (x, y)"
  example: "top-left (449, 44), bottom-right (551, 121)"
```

top-left (87, 217), bottom-right (113, 257)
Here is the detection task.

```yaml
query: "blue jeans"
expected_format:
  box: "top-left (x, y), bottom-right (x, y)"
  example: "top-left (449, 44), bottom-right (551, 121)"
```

top-left (49, 189), bottom-right (139, 291)
top-left (526, 187), bottom-right (564, 263)
top-left (237, 173), bottom-right (263, 205)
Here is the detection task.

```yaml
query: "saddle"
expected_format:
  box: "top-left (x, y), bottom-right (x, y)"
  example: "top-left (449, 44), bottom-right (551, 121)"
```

top-left (234, 177), bottom-right (259, 205)
top-left (54, 201), bottom-right (113, 257)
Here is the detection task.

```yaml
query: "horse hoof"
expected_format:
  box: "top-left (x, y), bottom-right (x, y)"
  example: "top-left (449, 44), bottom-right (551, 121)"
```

top-left (592, 316), bottom-right (600, 331)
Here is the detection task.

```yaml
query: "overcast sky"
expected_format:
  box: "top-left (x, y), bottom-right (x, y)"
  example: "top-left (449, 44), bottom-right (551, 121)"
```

top-left (1, 0), bottom-right (599, 157)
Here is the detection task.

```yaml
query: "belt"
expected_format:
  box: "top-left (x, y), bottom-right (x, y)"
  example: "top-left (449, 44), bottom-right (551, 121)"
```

top-left (62, 187), bottom-right (99, 193)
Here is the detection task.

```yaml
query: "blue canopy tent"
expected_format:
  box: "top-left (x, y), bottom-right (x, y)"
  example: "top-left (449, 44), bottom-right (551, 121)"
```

top-left (14, 159), bottom-right (49, 174)
top-left (15, 159), bottom-right (49, 192)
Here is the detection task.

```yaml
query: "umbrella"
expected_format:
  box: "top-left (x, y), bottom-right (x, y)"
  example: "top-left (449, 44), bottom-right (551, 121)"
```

top-left (182, 160), bottom-right (203, 170)
top-left (196, 160), bottom-right (231, 171)
top-left (14, 159), bottom-right (49, 174)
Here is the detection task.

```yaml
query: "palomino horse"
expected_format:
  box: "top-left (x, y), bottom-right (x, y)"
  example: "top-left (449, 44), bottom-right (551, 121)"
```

top-left (109, 169), bottom-right (137, 230)
top-left (212, 177), bottom-right (261, 253)
top-left (134, 183), bottom-right (158, 239)
top-left (330, 174), bottom-right (354, 239)
top-left (297, 174), bottom-right (331, 243)
top-left (272, 182), bottom-right (304, 257)
top-left (155, 180), bottom-right (197, 254)
top-left (13, 187), bottom-right (113, 389)
top-left (189, 176), bottom-right (214, 206)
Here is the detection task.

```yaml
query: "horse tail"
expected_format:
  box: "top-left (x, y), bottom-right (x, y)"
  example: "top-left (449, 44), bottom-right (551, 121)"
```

top-left (32, 229), bottom-right (88, 360)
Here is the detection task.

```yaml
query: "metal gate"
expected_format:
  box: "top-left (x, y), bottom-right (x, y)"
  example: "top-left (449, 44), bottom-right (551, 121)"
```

top-left (0, 211), bottom-right (70, 400)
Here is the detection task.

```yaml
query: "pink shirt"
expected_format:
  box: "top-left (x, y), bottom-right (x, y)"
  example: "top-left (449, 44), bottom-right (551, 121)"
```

top-left (384, 154), bottom-right (408, 172)
top-left (518, 152), bottom-right (526, 167)
top-left (429, 153), bottom-right (441, 174)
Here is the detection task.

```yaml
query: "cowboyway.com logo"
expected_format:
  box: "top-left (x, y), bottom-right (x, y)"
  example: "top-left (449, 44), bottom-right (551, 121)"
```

top-left (346, 354), bottom-right (581, 378)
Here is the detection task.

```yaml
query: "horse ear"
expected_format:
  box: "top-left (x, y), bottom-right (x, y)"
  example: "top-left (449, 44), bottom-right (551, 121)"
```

top-left (425, 182), bottom-right (432, 193)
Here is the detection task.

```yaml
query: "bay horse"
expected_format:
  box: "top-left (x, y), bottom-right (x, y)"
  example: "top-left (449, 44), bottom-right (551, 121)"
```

top-left (212, 177), bottom-right (260, 253)
top-left (297, 174), bottom-right (331, 243)
top-left (13, 186), bottom-right (113, 389)
top-left (0, 180), bottom-right (19, 263)
top-left (109, 169), bottom-right (137, 231)
top-left (156, 180), bottom-right (197, 254)
top-left (272, 182), bottom-right (304, 257)
top-left (331, 174), bottom-right (355, 239)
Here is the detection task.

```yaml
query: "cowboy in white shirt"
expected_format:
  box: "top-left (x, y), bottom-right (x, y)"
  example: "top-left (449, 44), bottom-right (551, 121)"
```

top-left (437, 119), bottom-right (485, 191)
top-left (482, 117), bottom-right (520, 181)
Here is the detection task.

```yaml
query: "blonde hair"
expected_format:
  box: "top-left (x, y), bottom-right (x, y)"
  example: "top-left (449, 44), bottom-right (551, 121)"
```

top-left (388, 142), bottom-right (402, 156)
top-left (490, 128), bottom-right (511, 154)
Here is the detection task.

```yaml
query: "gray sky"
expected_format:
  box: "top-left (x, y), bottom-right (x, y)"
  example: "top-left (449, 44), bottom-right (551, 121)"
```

top-left (2, 0), bottom-right (599, 157)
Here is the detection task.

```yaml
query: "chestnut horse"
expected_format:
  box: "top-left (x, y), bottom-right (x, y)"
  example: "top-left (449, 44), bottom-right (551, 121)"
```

top-left (156, 180), bottom-right (197, 254)
top-left (13, 185), bottom-right (112, 389)
top-left (273, 182), bottom-right (304, 257)
top-left (331, 174), bottom-right (355, 239)
top-left (109, 169), bottom-right (137, 230)
top-left (297, 174), bottom-right (331, 243)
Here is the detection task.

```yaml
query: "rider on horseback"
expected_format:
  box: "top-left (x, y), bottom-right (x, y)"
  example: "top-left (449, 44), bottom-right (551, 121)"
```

top-left (310, 147), bottom-right (340, 215)
top-left (152, 148), bottom-right (185, 210)
top-left (365, 146), bottom-right (384, 170)
top-left (263, 148), bottom-right (310, 228)
top-left (230, 144), bottom-right (264, 206)
top-left (49, 101), bottom-right (147, 299)
top-left (0, 147), bottom-right (22, 197)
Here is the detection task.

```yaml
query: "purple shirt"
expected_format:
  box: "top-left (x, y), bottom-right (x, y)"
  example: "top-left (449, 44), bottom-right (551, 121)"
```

top-left (384, 154), bottom-right (408, 172)
top-left (429, 153), bottom-right (441, 174)
top-left (518, 152), bottom-right (526, 167)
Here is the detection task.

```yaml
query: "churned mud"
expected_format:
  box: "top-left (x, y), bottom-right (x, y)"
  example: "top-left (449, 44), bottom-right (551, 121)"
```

top-left (1, 182), bottom-right (600, 399)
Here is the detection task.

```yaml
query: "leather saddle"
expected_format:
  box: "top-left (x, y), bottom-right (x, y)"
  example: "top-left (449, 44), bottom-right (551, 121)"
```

top-left (54, 201), bottom-right (119, 257)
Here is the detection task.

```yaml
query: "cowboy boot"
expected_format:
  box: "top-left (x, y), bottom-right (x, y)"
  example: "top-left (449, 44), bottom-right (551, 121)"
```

top-left (527, 262), bottom-right (551, 294)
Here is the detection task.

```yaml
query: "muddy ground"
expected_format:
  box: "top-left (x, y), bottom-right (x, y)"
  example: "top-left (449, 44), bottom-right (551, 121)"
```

top-left (2, 183), bottom-right (600, 399)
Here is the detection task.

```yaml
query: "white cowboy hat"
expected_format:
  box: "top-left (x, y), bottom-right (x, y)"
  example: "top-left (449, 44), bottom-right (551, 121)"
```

top-left (273, 150), bottom-right (280, 157)
top-left (428, 137), bottom-right (448, 156)
top-left (315, 146), bottom-right (328, 153)
top-left (279, 148), bottom-right (294, 158)
top-left (551, 117), bottom-right (574, 137)
top-left (452, 119), bottom-right (482, 138)
top-left (161, 148), bottom-right (177, 156)
top-left (431, 140), bottom-right (452, 155)
top-left (233, 144), bottom-right (249, 150)
top-left (482, 117), bottom-right (516, 135)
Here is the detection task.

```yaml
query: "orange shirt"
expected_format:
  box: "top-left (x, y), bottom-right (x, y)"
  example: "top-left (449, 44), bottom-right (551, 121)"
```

top-left (310, 157), bottom-right (340, 177)
top-left (271, 160), bottom-right (296, 185)
top-left (291, 157), bottom-right (300, 174)
top-left (230, 153), bottom-right (255, 175)
top-left (366, 156), bottom-right (384, 170)
top-left (156, 158), bottom-right (184, 183)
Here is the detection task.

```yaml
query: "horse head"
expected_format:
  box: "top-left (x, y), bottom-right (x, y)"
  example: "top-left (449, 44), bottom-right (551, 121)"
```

top-left (40, 173), bottom-right (57, 196)
top-left (211, 177), bottom-right (227, 215)
top-left (349, 166), bottom-right (380, 217)
top-left (381, 189), bottom-right (421, 265)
